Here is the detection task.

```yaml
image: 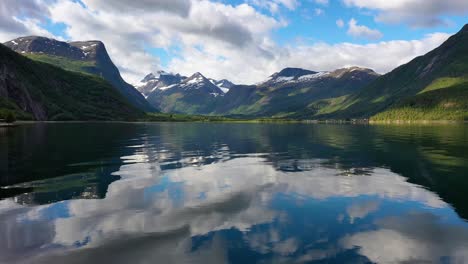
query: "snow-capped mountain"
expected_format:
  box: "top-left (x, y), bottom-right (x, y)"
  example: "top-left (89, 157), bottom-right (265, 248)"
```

top-left (180, 72), bottom-right (224, 95)
top-left (261, 67), bottom-right (378, 85)
top-left (137, 70), bottom-right (236, 98)
top-left (142, 66), bottom-right (379, 116)
top-left (209, 79), bottom-right (235, 93)
top-left (4, 36), bottom-right (88, 59)
top-left (263, 68), bottom-right (319, 84)
top-left (145, 72), bottom-right (227, 114)
top-left (136, 71), bottom-right (186, 97)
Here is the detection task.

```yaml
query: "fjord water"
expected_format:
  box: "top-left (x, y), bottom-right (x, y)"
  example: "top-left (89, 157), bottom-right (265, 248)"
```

top-left (1, 123), bottom-right (468, 263)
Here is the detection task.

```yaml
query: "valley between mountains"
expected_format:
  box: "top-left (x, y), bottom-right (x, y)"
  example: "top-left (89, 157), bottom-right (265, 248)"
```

top-left (1, 24), bottom-right (468, 122)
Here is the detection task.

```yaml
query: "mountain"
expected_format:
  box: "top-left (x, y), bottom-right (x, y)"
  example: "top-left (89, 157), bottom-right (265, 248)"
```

top-left (263, 67), bottom-right (318, 84)
top-left (135, 71), bottom-right (186, 97)
top-left (209, 79), bottom-right (235, 93)
top-left (0, 43), bottom-right (143, 121)
top-left (4, 36), bottom-right (154, 112)
top-left (136, 70), bottom-right (235, 98)
top-left (142, 66), bottom-right (378, 117)
top-left (146, 72), bottom-right (225, 114)
top-left (214, 67), bottom-right (380, 117)
top-left (317, 24), bottom-right (468, 121)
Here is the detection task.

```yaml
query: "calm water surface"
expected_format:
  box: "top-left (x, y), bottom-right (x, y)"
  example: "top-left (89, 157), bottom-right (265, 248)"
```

top-left (1, 123), bottom-right (468, 264)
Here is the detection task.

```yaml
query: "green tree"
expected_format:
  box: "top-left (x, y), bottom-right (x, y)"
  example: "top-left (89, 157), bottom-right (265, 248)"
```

top-left (5, 111), bottom-right (16, 123)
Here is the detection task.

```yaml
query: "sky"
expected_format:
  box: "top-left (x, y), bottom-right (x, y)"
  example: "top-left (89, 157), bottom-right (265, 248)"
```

top-left (0, 0), bottom-right (467, 84)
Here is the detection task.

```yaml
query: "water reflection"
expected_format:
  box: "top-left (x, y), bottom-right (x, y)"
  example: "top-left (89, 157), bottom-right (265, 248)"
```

top-left (0, 123), bottom-right (467, 263)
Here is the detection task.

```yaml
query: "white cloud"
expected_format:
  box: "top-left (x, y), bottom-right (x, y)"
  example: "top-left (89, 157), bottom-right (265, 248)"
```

top-left (314, 8), bottom-right (324, 16)
top-left (43, 0), bottom-right (284, 83)
top-left (346, 200), bottom-right (380, 223)
top-left (0, 0), bottom-right (56, 41)
top-left (347, 18), bottom-right (383, 40)
top-left (83, 0), bottom-right (192, 16)
top-left (340, 213), bottom-right (468, 263)
top-left (315, 0), bottom-right (329, 5)
top-left (343, 0), bottom-right (468, 27)
top-left (336, 19), bottom-right (345, 28)
top-left (169, 31), bottom-right (450, 84)
top-left (250, 0), bottom-right (299, 12)
top-left (0, 0), bottom-right (456, 85)
top-left (274, 0), bottom-right (299, 10)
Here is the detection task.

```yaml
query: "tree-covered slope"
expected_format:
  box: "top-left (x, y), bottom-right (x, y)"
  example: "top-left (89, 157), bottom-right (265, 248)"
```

top-left (318, 24), bottom-right (468, 120)
top-left (0, 43), bottom-right (143, 121)
top-left (371, 79), bottom-right (468, 121)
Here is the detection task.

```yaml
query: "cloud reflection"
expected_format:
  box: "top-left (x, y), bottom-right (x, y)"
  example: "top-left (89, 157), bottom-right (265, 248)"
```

top-left (0, 154), bottom-right (463, 263)
top-left (341, 213), bottom-right (468, 263)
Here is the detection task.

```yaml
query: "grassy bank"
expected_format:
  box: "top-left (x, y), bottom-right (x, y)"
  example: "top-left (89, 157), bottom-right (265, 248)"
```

top-left (141, 113), bottom-right (300, 123)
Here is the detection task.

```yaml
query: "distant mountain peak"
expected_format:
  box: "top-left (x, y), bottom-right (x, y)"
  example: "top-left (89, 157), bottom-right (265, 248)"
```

top-left (209, 78), bottom-right (235, 93)
top-left (275, 68), bottom-right (317, 78)
top-left (259, 66), bottom-right (381, 86)
top-left (140, 71), bottom-right (179, 83)
top-left (184, 72), bottom-right (209, 83)
top-left (136, 71), bottom-right (187, 96)
top-left (190, 72), bottom-right (206, 79)
top-left (141, 73), bottom-right (158, 83)
top-left (4, 36), bottom-right (110, 62)
top-left (263, 67), bottom-right (323, 84)
top-left (5, 36), bottom-right (87, 60)
top-left (330, 67), bottom-right (380, 78)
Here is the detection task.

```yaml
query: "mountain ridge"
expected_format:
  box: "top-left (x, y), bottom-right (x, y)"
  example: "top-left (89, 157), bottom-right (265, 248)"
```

top-left (3, 23), bottom-right (468, 121)
top-left (0, 43), bottom-right (143, 121)
top-left (137, 66), bottom-right (379, 116)
top-left (145, 72), bottom-right (225, 114)
top-left (4, 36), bottom-right (154, 112)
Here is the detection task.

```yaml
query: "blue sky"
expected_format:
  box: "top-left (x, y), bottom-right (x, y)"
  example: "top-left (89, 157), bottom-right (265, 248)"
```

top-left (0, 0), bottom-right (467, 83)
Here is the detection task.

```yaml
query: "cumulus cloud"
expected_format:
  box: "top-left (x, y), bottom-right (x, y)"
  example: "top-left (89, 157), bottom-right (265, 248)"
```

top-left (347, 18), bottom-right (383, 40)
top-left (0, 0), bottom-right (55, 40)
top-left (83, 0), bottom-right (192, 16)
top-left (273, 0), bottom-right (299, 10)
top-left (336, 19), bottom-right (345, 28)
top-left (0, 0), bottom-right (457, 85)
top-left (250, 0), bottom-right (299, 12)
top-left (343, 0), bottom-right (468, 27)
top-left (43, 0), bottom-right (284, 83)
top-left (169, 31), bottom-right (450, 84)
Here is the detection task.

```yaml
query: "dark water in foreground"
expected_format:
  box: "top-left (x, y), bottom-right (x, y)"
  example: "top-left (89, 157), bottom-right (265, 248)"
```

top-left (1, 123), bottom-right (468, 264)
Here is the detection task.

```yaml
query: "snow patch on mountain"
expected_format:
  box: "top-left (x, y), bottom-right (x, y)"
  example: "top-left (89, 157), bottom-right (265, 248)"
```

top-left (275, 76), bottom-right (295, 82)
top-left (209, 79), bottom-right (235, 93)
top-left (219, 87), bottom-right (230, 93)
top-left (298, 71), bottom-right (330, 81)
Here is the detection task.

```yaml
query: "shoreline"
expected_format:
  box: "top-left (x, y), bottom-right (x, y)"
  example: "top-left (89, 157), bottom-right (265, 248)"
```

top-left (369, 120), bottom-right (468, 124)
top-left (0, 123), bottom-right (18, 127)
top-left (6, 119), bottom-right (468, 125)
